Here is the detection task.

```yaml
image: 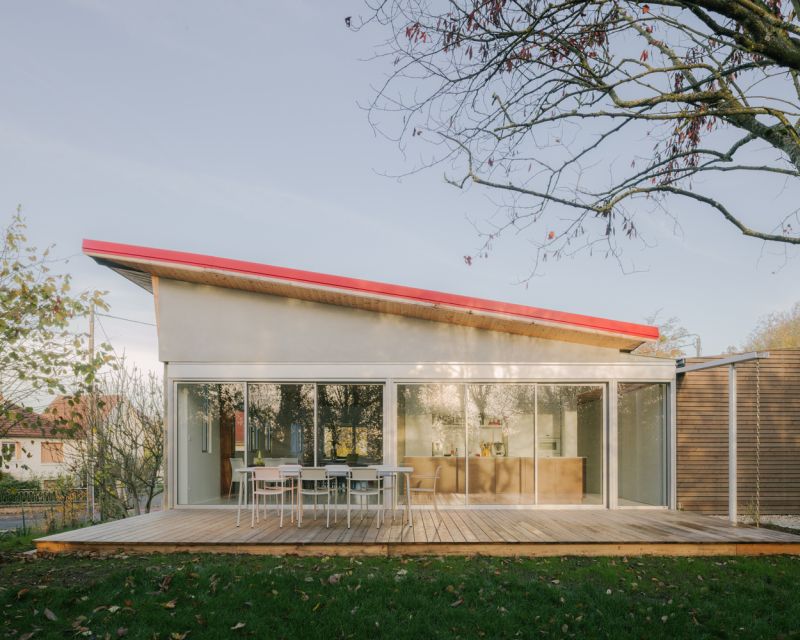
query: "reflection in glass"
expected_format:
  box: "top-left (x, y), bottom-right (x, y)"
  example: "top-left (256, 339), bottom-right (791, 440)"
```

top-left (177, 383), bottom-right (244, 505)
top-left (317, 384), bottom-right (383, 465)
top-left (536, 385), bottom-right (604, 505)
top-left (247, 384), bottom-right (314, 465)
top-left (466, 385), bottom-right (535, 505)
top-left (618, 382), bottom-right (668, 506)
top-left (397, 384), bottom-right (465, 506)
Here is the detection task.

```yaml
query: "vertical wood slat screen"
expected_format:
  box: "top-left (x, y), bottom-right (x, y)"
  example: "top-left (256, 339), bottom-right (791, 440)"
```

top-left (677, 349), bottom-right (800, 515)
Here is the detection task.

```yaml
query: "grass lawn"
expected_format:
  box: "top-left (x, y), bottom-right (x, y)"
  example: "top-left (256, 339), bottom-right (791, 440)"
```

top-left (1, 550), bottom-right (799, 639)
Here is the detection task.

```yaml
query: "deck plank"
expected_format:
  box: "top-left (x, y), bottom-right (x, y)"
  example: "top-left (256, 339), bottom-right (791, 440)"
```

top-left (35, 508), bottom-right (800, 557)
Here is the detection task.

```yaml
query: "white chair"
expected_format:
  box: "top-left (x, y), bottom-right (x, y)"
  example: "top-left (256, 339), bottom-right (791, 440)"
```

top-left (228, 457), bottom-right (244, 499)
top-left (409, 465), bottom-right (442, 523)
top-left (298, 467), bottom-right (334, 528)
top-left (347, 468), bottom-right (383, 529)
top-left (251, 467), bottom-right (292, 528)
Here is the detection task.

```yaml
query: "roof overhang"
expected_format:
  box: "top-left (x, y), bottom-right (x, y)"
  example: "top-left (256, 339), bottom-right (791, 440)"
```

top-left (82, 239), bottom-right (659, 351)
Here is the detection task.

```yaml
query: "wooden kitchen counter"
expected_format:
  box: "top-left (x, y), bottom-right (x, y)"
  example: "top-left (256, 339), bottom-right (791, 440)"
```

top-left (403, 455), bottom-right (585, 503)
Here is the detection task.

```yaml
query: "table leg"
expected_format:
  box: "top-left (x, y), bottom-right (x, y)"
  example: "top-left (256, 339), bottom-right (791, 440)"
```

top-left (393, 473), bottom-right (398, 521)
top-left (334, 477), bottom-right (339, 524)
top-left (290, 478), bottom-right (295, 524)
top-left (405, 473), bottom-right (413, 528)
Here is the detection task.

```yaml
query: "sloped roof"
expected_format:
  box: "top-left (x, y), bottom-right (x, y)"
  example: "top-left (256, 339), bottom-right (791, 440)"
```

top-left (46, 395), bottom-right (121, 431)
top-left (1, 406), bottom-right (61, 439)
top-left (83, 239), bottom-right (658, 351)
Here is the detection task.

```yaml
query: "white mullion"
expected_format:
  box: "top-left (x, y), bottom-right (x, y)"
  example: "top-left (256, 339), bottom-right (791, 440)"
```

top-left (313, 383), bottom-right (319, 467)
top-left (608, 380), bottom-right (619, 509)
top-left (533, 384), bottom-right (539, 506)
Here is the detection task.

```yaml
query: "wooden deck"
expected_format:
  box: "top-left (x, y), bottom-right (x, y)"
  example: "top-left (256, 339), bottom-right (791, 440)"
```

top-left (35, 508), bottom-right (800, 557)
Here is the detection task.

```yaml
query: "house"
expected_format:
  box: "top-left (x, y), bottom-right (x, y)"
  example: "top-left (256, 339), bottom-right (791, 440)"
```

top-left (0, 405), bottom-right (80, 482)
top-left (83, 239), bottom-right (676, 511)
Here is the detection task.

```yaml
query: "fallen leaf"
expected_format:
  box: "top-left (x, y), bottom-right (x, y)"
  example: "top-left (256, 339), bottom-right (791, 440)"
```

top-left (117, 628), bottom-right (128, 637)
top-left (328, 574), bottom-right (341, 585)
top-left (451, 598), bottom-right (464, 608)
top-left (44, 609), bottom-right (58, 622)
top-left (17, 588), bottom-right (30, 600)
top-left (108, 606), bottom-right (120, 614)
top-left (230, 622), bottom-right (246, 631)
top-left (162, 599), bottom-right (177, 609)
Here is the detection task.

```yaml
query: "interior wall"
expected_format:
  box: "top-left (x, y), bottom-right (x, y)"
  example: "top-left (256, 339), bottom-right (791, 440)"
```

top-left (618, 383), bottom-right (667, 506)
top-left (578, 397), bottom-right (603, 497)
top-left (177, 385), bottom-right (221, 505)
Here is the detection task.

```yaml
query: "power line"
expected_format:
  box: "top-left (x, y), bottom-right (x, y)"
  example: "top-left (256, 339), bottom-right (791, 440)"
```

top-left (96, 312), bottom-right (156, 327)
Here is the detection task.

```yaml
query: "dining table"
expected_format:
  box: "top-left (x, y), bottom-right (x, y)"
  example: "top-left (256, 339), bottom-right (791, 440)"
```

top-left (368, 464), bottom-right (415, 527)
top-left (235, 463), bottom-right (415, 528)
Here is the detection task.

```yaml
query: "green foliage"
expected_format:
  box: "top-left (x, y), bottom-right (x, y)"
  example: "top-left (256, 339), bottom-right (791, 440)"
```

top-left (2, 554), bottom-right (800, 638)
top-left (0, 210), bottom-right (112, 453)
top-left (0, 475), bottom-right (39, 492)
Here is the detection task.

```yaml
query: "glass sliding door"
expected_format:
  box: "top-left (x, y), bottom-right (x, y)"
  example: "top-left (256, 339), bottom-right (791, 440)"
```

top-left (466, 384), bottom-right (535, 505)
top-left (536, 385), bottom-right (604, 505)
top-left (176, 382), bottom-right (244, 505)
top-left (247, 384), bottom-right (315, 465)
top-left (618, 382), bottom-right (668, 506)
top-left (316, 384), bottom-right (383, 465)
top-left (397, 384), bottom-right (465, 506)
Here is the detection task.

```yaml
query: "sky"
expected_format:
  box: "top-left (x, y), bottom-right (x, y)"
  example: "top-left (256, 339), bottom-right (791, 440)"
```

top-left (1, 0), bottom-right (798, 377)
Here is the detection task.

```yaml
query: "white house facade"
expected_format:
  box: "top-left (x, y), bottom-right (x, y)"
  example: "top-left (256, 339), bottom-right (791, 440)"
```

top-left (84, 239), bottom-right (676, 511)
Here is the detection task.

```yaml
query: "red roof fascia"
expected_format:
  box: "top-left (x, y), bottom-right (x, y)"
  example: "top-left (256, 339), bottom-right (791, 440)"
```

top-left (82, 239), bottom-right (659, 341)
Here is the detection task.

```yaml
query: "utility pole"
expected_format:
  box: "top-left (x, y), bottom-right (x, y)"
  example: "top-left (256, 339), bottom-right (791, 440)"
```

top-left (87, 303), bottom-right (96, 522)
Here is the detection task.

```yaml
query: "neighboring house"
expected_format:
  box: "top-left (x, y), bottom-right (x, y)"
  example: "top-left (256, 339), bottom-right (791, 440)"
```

top-left (0, 406), bottom-right (80, 482)
top-left (84, 239), bottom-right (676, 511)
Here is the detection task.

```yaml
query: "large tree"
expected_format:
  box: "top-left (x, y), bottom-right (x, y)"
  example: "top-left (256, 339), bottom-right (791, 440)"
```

top-left (633, 310), bottom-right (698, 356)
top-left (743, 300), bottom-right (800, 349)
top-left (67, 362), bottom-right (165, 518)
top-left (361, 1), bottom-right (800, 272)
top-left (1, 211), bottom-right (109, 462)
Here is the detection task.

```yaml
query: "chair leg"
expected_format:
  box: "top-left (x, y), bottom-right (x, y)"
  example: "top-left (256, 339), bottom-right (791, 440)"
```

top-left (347, 482), bottom-right (351, 529)
top-left (326, 490), bottom-right (330, 529)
